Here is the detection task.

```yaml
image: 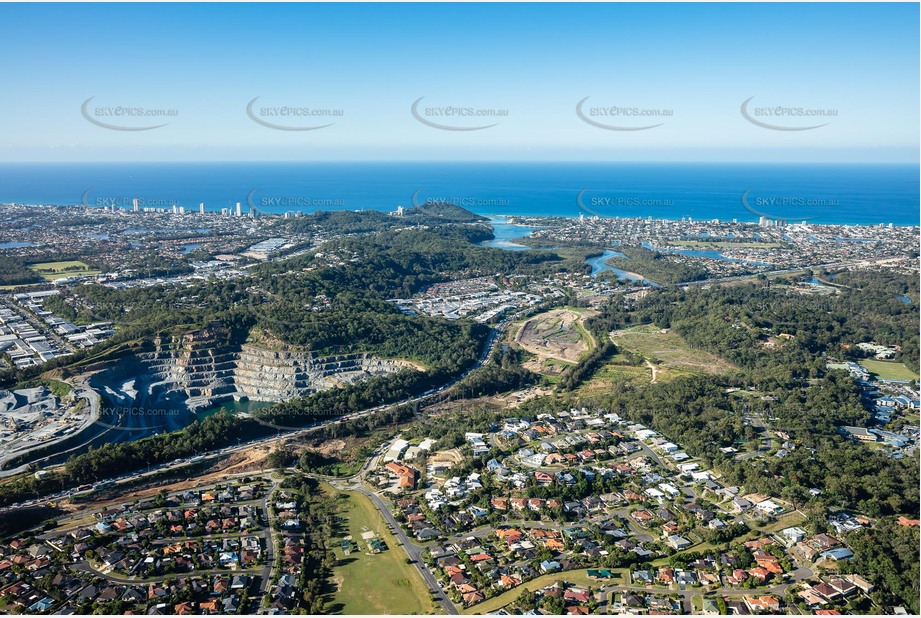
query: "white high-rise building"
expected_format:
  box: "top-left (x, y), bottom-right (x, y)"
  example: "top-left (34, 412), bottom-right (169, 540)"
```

top-left (132, 198), bottom-right (139, 212)
top-left (235, 202), bottom-right (242, 217)
top-left (199, 203), bottom-right (205, 214)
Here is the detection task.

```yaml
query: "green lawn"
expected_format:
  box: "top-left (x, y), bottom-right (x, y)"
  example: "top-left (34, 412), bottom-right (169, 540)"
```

top-left (462, 569), bottom-right (617, 615)
top-left (322, 484), bottom-right (439, 615)
top-left (691, 594), bottom-right (704, 612)
top-left (754, 510), bottom-right (806, 535)
top-left (29, 260), bottom-right (100, 281)
top-left (858, 359), bottom-right (919, 382)
top-left (651, 542), bottom-right (722, 566)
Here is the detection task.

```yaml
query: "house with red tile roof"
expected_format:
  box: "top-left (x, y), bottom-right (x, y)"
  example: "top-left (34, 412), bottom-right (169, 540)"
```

top-left (384, 462), bottom-right (419, 489)
top-left (743, 595), bottom-right (780, 613)
top-left (490, 497), bottom-right (508, 510)
top-left (747, 567), bottom-right (772, 582)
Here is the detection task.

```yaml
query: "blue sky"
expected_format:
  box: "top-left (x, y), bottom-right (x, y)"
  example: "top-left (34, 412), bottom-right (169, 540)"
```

top-left (0, 2), bottom-right (918, 162)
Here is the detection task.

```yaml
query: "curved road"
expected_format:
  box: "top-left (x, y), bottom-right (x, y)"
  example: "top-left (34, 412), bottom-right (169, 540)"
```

top-left (0, 316), bottom-right (510, 513)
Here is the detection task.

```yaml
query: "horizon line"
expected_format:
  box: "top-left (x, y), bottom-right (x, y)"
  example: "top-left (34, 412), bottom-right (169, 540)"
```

top-left (3, 160), bottom-right (919, 166)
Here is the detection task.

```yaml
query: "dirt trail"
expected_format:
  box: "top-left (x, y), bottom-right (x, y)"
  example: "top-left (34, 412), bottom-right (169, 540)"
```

top-left (645, 359), bottom-right (659, 383)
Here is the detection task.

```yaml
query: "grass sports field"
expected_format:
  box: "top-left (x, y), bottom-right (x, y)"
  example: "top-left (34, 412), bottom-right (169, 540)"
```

top-left (323, 484), bottom-right (439, 615)
top-left (858, 359), bottom-right (919, 381)
top-left (29, 260), bottom-right (101, 281)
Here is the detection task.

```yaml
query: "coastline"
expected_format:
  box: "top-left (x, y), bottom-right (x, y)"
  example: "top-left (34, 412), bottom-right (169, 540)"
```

top-left (3, 201), bottom-right (918, 229)
top-left (1, 161), bottom-right (918, 227)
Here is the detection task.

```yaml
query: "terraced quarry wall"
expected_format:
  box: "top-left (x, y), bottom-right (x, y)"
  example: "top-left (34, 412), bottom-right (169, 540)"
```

top-left (110, 327), bottom-right (412, 411)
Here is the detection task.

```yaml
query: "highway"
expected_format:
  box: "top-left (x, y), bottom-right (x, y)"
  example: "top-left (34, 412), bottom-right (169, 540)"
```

top-left (1, 252), bottom-right (883, 509)
top-left (0, 317), bottom-right (509, 513)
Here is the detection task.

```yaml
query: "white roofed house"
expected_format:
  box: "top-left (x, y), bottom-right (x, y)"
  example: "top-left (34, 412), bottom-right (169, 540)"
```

top-left (755, 499), bottom-right (783, 516)
top-left (657, 483), bottom-right (680, 498)
top-left (780, 526), bottom-right (807, 546)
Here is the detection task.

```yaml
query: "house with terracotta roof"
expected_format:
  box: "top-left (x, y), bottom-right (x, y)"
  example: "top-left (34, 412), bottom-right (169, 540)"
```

top-left (462, 591), bottom-right (484, 606)
top-left (631, 510), bottom-right (654, 523)
top-left (747, 567), bottom-right (772, 582)
top-left (563, 587), bottom-right (592, 604)
top-left (656, 567), bottom-right (675, 584)
top-left (743, 595), bottom-right (780, 613)
top-left (199, 599), bottom-right (219, 614)
top-left (726, 568), bottom-right (748, 585)
top-left (490, 497), bottom-right (508, 510)
top-left (384, 462), bottom-right (419, 489)
top-left (756, 558), bottom-right (784, 574)
top-left (496, 528), bottom-right (522, 541)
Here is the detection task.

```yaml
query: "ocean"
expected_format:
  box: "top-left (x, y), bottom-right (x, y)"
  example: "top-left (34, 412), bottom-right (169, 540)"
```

top-left (0, 162), bottom-right (917, 226)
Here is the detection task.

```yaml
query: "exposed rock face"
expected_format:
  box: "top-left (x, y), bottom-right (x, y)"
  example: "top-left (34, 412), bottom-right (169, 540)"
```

top-left (135, 328), bottom-right (410, 409)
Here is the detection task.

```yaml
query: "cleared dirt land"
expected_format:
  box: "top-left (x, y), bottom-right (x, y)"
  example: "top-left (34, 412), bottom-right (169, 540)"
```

top-left (514, 309), bottom-right (596, 375)
top-left (52, 444), bottom-right (275, 518)
top-left (611, 325), bottom-right (736, 379)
